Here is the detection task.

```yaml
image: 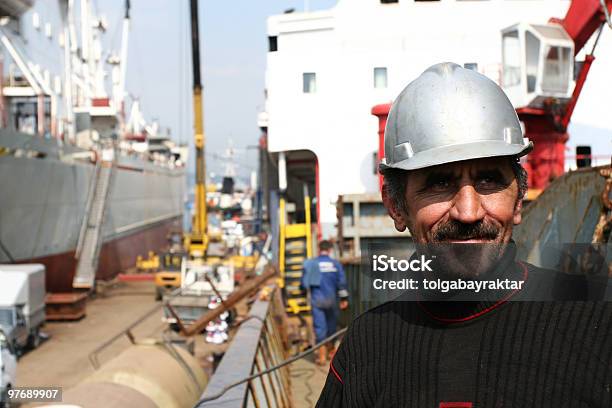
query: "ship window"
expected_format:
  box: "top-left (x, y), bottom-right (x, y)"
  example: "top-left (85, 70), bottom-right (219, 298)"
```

top-left (303, 73), bottom-right (316, 93)
top-left (502, 30), bottom-right (521, 87)
top-left (269, 36), bottom-right (278, 52)
top-left (464, 63), bottom-right (478, 71)
top-left (541, 45), bottom-right (571, 94)
top-left (54, 76), bottom-right (62, 95)
top-left (0, 309), bottom-right (14, 328)
top-left (381, 0), bottom-right (399, 4)
top-left (374, 67), bottom-right (388, 88)
top-left (525, 31), bottom-right (540, 93)
top-left (32, 12), bottom-right (40, 30)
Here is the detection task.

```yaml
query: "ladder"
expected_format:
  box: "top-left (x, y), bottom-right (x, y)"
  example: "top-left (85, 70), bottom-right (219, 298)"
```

top-left (72, 158), bottom-right (114, 289)
top-left (279, 187), bottom-right (313, 314)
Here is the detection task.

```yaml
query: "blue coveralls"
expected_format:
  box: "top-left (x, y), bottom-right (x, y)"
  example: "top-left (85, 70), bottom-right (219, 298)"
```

top-left (300, 255), bottom-right (348, 343)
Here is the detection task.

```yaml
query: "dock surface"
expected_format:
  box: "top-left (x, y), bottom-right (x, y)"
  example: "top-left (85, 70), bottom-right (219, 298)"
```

top-left (290, 357), bottom-right (328, 407)
top-left (17, 281), bottom-right (165, 389)
top-left (15, 280), bottom-right (329, 406)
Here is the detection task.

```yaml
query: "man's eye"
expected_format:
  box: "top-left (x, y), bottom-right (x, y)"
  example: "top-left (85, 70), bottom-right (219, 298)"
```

top-left (430, 179), bottom-right (451, 190)
top-left (477, 176), bottom-right (502, 189)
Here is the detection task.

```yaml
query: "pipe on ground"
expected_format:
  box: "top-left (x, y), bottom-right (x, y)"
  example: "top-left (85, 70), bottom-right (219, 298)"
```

top-left (46, 339), bottom-right (207, 408)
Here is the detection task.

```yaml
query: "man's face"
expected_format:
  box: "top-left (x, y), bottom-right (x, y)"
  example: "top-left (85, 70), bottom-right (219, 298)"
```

top-left (383, 157), bottom-right (522, 277)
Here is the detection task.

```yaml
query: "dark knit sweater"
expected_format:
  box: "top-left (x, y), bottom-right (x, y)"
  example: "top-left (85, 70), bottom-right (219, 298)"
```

top-left (316, 262), bottom-right (611, 407)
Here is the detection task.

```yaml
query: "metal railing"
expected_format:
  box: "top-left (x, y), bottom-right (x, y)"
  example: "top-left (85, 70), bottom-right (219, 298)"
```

top-left (197, 286), bottom-right (294, 407)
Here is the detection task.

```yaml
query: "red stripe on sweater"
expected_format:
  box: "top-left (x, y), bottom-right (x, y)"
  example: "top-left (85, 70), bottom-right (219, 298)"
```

top-left (418, 262), bottom-right (529, 324)
top-left (330, 360), bottom-right (344, 384)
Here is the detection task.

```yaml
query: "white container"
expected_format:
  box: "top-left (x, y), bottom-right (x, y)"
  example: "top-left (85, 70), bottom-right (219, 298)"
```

top-left (0, 264), bottom-right (46, 326)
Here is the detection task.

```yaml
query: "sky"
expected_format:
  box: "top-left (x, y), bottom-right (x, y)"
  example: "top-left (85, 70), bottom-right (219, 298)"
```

top-left (98, 0), bottom-right (338, 183)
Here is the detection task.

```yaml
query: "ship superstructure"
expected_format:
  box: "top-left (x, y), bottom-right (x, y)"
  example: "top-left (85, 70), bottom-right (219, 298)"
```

top-left (261, 0), bottom-right (612, 239)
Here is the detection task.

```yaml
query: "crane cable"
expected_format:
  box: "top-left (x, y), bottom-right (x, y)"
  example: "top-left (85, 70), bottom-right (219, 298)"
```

top-left (601, 0), bottom-right (612, 29)
top-left (193, 327), bottom-right (348, 407)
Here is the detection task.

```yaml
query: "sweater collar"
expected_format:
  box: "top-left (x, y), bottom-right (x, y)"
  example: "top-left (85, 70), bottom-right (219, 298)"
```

top-left (414, 242), bottom-right (528, 323)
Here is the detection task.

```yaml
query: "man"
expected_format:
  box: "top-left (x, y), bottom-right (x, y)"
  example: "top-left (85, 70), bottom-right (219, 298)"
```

top-left (316, 63), bottom-right (611, 407)
top-left (301, 240), bottom-right (349, 365)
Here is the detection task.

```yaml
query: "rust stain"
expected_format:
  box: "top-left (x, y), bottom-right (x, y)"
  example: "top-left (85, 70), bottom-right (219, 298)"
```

top-left (592, 164), bottom-right (612, 244)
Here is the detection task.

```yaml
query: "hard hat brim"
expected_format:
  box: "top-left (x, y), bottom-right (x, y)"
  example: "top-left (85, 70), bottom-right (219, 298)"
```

top-left (379, 140), bottom-right (533, 172)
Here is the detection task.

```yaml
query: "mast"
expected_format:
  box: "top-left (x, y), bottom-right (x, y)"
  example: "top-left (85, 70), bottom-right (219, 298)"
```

top-left (64, 0), bottom-right (75, 143)
top-left (80, 0), bottom-right (92, 102)
top-left (119, 0), bottom-right (130, 114)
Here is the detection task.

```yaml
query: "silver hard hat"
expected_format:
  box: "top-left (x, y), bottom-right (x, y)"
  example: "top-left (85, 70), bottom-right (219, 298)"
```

top-left (380, 62), bottom-right (532, 171)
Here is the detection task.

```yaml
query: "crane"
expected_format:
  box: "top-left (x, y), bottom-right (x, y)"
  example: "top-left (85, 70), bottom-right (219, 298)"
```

top-left (501, 0), bottom-right (612, 191)
top-left (185, 0), bottom-right (209, 259)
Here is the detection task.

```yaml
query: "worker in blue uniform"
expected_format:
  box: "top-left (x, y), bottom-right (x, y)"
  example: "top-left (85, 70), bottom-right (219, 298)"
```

top-left (301, 240), bottom-right (349, 365)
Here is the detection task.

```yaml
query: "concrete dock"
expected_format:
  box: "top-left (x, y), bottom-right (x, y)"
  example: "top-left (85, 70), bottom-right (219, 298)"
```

top-left (15, 280), bottom-right (328, 406)
top-left (17, 281), bottom-right (164, 389)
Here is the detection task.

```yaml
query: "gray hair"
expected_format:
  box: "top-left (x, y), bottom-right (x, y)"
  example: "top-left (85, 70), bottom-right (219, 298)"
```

top-left (380, 158), bottom-right (528, 213)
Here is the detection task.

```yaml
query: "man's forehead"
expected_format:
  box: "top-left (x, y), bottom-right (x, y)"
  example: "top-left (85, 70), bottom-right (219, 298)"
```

top-left (410, 157), bottom-right (513, 177)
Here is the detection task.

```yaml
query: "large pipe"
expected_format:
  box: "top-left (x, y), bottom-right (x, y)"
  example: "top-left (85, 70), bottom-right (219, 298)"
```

top-left (54, 340), bottom-right (208, 408)
top-left (371, 103), bottom-right (391, 192)
top-left (278, 151), bottom-right (287, 192)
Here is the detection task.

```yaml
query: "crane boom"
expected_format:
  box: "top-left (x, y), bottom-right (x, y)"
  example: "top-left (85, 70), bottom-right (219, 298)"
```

top-left (551, 0), bottom-right (612, 54)
top-left (550, 1), bottom-right (612, 131)
top-left (187, 0), bottom-right (208, 257)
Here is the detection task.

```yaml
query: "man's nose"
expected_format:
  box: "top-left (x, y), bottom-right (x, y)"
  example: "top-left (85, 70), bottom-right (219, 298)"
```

top-left (449, 185), bottom-right (485, 224)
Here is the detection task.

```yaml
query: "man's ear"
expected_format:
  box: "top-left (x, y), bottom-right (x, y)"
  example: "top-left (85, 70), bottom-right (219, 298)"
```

top-left (513, 195), bottom-right (523, 225)
top-left (382, 184), bottom-right (408, 232)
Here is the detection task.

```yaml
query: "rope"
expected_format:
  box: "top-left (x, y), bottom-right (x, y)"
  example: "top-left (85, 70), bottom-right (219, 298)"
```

top-left (590, 23), bottom-right (605, 56)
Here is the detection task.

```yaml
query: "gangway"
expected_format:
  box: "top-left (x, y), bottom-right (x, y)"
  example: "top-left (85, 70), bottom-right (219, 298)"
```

top-left (72, 152), bottom-right (114, 289)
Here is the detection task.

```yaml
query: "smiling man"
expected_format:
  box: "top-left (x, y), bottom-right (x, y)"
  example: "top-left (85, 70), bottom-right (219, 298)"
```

top-left (316, 63), bottom-right (611, 407)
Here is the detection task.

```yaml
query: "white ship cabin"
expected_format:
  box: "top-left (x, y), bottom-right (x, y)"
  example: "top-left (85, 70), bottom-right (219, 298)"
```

top-left (502, 22), bottom-right (574, 109)
top-left (262, 0), bottom-right (585, 240)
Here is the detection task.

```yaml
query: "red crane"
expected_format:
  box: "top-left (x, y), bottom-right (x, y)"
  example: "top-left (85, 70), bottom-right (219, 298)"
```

top-left (373, 1), bottom-right (612, 193)
top-left (513, 0), bottom-right (612, 190)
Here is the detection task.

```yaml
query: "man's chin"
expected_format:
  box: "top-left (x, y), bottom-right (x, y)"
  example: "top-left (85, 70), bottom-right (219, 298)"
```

top-left (423, 241), bottom-right (506, 279)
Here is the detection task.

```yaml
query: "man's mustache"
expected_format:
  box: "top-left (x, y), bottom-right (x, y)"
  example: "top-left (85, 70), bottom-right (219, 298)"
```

top-left (432, 220), bottom-right (500, 242)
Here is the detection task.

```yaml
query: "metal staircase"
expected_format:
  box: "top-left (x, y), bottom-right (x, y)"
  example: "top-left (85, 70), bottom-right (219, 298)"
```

top-left (283, 226), bottom-right (311, 314)
top-left (279, 186), bottom-right (313, 314)
top-left (72, 158), bottom-right (114, 289)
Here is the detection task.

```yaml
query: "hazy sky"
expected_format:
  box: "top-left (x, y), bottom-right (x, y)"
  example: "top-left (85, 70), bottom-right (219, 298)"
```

top-left (98, 0), bottom-right (337, 181)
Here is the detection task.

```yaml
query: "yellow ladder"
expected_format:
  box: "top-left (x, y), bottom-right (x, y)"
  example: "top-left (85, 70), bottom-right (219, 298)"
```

top-left (279, 191), bottom-right (313, 314)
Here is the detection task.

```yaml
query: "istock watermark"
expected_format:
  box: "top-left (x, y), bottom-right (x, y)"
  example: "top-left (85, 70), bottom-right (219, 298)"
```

top-left (372, 254), bottom-right (434, 272)
top-left (370, 253), bottom-right (524, 293)
top-left (359, 242), bottom-right (611, 302)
